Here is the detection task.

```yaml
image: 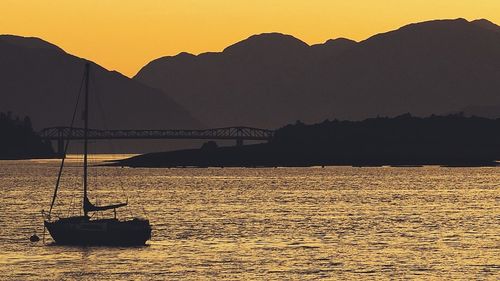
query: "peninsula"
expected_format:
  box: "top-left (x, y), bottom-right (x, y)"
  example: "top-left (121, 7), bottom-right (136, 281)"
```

top-left (116, 114), bottom-right (500, 168)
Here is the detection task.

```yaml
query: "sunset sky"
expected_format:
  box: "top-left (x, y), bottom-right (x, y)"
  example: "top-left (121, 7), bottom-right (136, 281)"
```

top-left (1, 0), bottom-right (498, 77)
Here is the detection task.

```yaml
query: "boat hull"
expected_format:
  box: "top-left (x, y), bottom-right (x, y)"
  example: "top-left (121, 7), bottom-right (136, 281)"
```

top-left (44, 217), bottom-right (151, 246)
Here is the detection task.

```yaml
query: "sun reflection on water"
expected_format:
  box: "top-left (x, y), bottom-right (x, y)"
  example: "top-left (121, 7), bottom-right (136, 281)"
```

top-left (0, 160), bottom-right (498, 280)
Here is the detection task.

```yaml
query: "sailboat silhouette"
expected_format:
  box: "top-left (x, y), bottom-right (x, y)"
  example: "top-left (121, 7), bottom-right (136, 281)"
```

top-left (43, 62), bottom-right (152, 246)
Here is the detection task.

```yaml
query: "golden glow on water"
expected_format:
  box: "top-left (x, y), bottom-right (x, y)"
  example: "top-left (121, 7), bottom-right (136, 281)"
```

top-left (0, 160), bottom-right (499, 279)
top-left (1, 0), bottom-right (499, 76)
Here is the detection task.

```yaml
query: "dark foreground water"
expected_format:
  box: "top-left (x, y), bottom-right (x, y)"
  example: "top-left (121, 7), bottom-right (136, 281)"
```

top-left (0, 158), bottom-right (498, 280)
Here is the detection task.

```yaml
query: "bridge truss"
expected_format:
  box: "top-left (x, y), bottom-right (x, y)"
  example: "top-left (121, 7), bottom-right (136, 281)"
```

top-left (40, 126), bottom-right (275, 155)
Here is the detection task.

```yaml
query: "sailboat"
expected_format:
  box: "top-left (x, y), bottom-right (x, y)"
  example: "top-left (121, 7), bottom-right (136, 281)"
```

top-left (43, 62), bottom-right (152, 246)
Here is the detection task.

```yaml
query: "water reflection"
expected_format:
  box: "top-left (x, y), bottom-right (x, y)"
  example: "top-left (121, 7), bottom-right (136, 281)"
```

top-left (0, 160), bottom-right (498, 280)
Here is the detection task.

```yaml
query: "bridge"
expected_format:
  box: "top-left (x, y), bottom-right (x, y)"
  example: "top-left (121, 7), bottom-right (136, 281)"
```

top-left (40, 126), bottom-right (275, 156)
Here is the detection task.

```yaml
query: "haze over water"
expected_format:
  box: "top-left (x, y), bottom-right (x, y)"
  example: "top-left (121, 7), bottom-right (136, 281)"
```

top-left (0, 159), bottom-right (498, 280)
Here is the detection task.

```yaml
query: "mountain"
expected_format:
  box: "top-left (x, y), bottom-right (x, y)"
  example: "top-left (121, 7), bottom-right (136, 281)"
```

top-left (0, 35), bottom-right (200, 133)
top-left (135, 33), bottom-right (356, 128)
top-left (314, 18), bottom-right (500, 120)
top-left (135, 18), bottom-right (500, 128)
top-left (471, 19), bottom-right (500, 33)
top-left (0, 35), bottom-right (63, 51)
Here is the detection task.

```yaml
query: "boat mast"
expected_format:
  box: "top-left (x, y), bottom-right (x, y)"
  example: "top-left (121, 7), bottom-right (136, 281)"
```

top-left (83, 62), bottom-right (90, 217)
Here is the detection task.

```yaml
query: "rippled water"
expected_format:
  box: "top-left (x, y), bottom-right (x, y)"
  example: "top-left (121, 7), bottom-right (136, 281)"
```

top-left (0, 158), bottom-right (499, 280)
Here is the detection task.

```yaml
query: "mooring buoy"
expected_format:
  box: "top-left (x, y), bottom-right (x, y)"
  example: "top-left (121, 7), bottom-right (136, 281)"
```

top-left (29, 234), bottom-right (40, 242)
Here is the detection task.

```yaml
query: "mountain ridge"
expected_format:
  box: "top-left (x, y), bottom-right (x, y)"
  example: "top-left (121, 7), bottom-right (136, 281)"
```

top-left (0, 34), bottom-right (65, 52)
top-left (135, 18), bottom-right (500, 128)
top-left (0, 35), bottom-right (202, 152)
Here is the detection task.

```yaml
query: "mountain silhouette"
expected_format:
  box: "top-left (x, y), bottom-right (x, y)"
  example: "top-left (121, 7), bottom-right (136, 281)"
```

top-left (0, 35), bottom-right (64, 51)
top-left (471, 19), bottom-right (500, 33)
top-left (315, 18), bottom-right (500, 120)
top-left (135, 18), bottom-right (500, 128)
top-left (0, 35), bottom-right (200, 133)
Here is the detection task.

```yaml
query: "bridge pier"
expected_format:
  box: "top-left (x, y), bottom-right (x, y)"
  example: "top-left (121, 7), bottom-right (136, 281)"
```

top-left (56, 137), bottom-right (65, 158)
top-left (236, 138), bottom-right (243, 147)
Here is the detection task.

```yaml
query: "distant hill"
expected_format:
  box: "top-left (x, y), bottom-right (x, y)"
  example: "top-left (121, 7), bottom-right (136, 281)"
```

top-left (117, 114), bottom-right (500, 168)
top-left (135, 18), bottom-right (500, 128)
top-left (0, 35), bottom-right (201, 132)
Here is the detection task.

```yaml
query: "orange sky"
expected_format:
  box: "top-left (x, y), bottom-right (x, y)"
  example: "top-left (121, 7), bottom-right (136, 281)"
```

top-left (0, 0), bottom-right (498, 77)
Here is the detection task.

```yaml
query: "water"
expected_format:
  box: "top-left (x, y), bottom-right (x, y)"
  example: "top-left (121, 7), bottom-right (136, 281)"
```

top-left (0, 158), bottom-right (498, 280)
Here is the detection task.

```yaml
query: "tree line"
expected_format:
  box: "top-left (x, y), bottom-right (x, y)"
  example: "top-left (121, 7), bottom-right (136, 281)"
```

top-left (0, 112), bottom-right (54, 159)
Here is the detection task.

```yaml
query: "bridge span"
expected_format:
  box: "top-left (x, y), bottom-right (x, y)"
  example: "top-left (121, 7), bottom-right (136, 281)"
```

top-left (40, 126), bottom-right (275, 156)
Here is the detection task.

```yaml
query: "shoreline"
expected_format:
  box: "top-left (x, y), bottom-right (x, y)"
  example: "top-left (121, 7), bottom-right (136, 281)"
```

top-left (108, 147), bottom-right (499, 168)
